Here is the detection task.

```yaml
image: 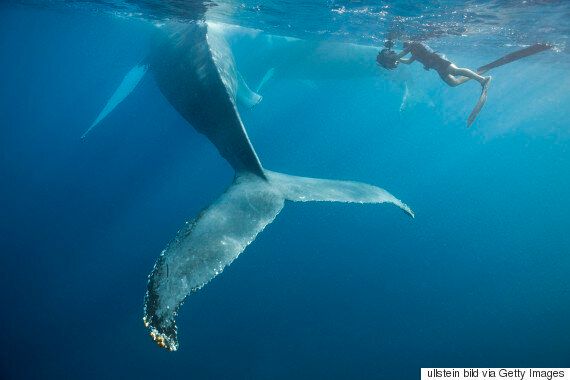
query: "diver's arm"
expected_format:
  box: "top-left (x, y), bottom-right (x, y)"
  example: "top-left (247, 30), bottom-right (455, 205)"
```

top-left (394, 47), bottom-right (412, 59)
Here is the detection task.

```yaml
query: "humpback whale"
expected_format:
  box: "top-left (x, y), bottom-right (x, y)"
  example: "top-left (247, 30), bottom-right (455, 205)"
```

top-left (88, 21), bottom-right (413, 351)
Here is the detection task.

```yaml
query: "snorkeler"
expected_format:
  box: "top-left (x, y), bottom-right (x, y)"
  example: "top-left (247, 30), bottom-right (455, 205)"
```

top-left (377, 41), bottom-right (491, 89)
top-left (377, 40), bottom-right (552, 126)
top-left (377, 40), bottom-right (491, 126)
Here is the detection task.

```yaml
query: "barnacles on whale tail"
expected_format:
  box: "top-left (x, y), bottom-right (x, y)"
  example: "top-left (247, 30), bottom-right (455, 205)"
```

top-left (143, 316), bottom-right (179, 351)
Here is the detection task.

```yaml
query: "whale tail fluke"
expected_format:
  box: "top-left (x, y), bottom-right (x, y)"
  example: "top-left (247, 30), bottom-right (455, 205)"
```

top-left (143, 169), bottom-right (413, 351)
top-left (81, 63), bottom-right (148, 139)
top-left (266, 170), bottom-right (414, 217)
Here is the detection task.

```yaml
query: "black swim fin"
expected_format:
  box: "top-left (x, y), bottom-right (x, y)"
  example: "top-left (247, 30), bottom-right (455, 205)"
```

top-left (467, 77), bottom-right (492, 127)
top-left (477, 43), bottom-right (551, 74)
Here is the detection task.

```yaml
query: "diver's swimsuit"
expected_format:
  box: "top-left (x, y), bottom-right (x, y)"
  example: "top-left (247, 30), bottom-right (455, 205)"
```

top-left (404, 42), bottom-right (452, 78)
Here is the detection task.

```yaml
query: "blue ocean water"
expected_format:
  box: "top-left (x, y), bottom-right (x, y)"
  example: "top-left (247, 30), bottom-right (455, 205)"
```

top-left (1, 1), bottom-right (569, 379)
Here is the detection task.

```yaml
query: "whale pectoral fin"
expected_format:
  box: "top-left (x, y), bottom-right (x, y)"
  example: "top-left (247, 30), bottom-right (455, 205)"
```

top-left (400, 82), bottom-right (410, 112)
top-left (81, 63), bottom-right (148, 139)
top-left (255, 67), bottom-right (276, 93)
top-left (143, 173), bottom-right (284, 351)
top-left (236, 70), bottom-right (262, 108)
top-left (266, 170), bottom-right (414, 218)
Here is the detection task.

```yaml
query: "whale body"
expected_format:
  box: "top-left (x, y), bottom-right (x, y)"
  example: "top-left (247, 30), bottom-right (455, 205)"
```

top-left (89, 21), bottom-right (413, 351)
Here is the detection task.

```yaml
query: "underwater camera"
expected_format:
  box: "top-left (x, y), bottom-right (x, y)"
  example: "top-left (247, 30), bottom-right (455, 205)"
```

top-left (376, 47), bottom-right (399, 70)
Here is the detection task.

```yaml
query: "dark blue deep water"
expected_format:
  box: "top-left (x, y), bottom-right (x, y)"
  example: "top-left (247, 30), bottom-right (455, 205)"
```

top-left (1, 1), bottom-right (569, 379)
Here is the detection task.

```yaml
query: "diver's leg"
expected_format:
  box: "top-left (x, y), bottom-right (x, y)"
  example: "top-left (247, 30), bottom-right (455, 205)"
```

top-left (442, 74), bottom-right (463, 87)
top-left (440, 65), bottom-right (471, 87)
top-left (448, 64), bottom-right (490, 86)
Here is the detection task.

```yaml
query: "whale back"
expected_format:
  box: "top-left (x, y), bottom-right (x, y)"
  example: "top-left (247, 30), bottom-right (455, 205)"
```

top-left (150, 22), bottom-right (265, 177)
